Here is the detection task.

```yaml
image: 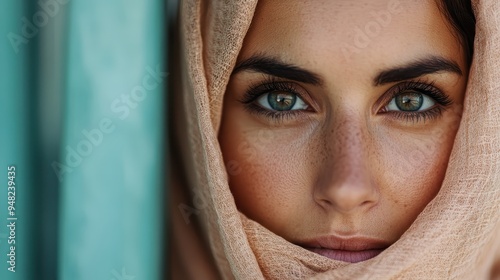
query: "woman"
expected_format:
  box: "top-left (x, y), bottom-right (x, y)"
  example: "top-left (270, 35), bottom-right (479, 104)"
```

top-left (171, 0), bottom-right (500, 279)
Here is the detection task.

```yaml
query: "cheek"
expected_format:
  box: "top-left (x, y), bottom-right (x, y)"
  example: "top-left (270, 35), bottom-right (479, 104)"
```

top-left (375, 123), bottom-right (458, 229)
top-left (219, 118), bottom-right (319, 230)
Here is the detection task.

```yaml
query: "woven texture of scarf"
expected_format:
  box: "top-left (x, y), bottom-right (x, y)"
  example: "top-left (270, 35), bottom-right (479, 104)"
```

top-left (171, 0), bottom-right (500, 278)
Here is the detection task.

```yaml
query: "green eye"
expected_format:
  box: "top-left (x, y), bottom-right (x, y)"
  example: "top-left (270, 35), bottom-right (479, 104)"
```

top-left (395, 92), bottom-right (423, 111)
top-left (268, 92), bottom-right (297, 111)
top-left (257, 92), bottom-right (308, 111)
top-left (387, 91), bottom-right (435, 112)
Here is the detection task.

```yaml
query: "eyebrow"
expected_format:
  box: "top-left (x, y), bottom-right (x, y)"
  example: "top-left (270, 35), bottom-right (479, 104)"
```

top-left (232, 55), bottom-right (323, 86)
top-left (374, 56), bottom-right (463, 86)
top-left (232, 54), bottom-right (462, 87)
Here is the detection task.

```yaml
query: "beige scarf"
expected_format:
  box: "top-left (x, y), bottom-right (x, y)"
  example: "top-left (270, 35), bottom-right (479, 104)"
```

top-left (170, 0), bottom-right (500, 279)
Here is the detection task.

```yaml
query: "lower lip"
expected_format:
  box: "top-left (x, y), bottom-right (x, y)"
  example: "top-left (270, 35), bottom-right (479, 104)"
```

top-left (305, 248), bottom-right (384, 263)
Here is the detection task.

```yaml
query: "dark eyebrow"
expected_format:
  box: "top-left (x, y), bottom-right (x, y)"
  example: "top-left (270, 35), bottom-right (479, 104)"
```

top-left (232, 55), bottom-right (323, 86)
top-left (374, 56), bottom-right (462, 86)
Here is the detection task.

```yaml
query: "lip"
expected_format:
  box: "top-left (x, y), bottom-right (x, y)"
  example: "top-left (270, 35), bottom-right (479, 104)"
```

top-left (297, 235), bottom-right (390, 263)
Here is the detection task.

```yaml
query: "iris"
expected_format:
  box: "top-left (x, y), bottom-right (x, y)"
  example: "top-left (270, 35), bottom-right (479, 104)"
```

top-left (395, 92), bottom-right (423, 111)
top-left (268, 92), bottom-right (297, 111)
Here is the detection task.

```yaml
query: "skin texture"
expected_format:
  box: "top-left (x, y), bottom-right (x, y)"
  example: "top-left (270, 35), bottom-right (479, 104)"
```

top-left (218, 0), bottom-right (468, 261)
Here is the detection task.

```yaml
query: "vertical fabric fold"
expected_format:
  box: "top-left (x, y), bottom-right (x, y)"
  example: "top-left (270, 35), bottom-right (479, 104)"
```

top-left (58, 0), bottom-right (166, 279)
top-left (0, 1), bottom-right (38, 279)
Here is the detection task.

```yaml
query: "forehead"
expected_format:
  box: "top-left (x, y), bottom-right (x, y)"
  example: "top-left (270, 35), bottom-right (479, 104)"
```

top-left (241, 0), bottom-right (463, 78)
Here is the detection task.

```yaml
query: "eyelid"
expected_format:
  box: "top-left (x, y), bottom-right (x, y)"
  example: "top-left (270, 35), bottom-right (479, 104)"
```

top-left (374, 80), bottom-right (452, 115)
top-left (240, 77), bottom-right (318, 111)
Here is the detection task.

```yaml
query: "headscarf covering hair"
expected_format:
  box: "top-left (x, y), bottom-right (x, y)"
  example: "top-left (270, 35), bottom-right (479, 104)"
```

top-left (170, 0), bottom-right (500, 278)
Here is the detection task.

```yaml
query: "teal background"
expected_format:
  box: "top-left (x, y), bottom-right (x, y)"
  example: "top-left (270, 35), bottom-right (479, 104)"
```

top-left (0, 0), bottom-right (168, 279)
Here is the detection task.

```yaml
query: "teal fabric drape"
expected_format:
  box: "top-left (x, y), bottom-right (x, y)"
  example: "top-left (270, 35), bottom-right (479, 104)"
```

top-left (58, 0), bottom-right (166, 279)
top-left (0, 0), bottom-right (167, 279)
top-left (0, 1), bottom-right (38, 279)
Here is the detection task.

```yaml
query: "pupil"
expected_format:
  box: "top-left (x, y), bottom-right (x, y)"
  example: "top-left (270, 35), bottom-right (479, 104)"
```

top-left (395, 92), bottom-right (423, 111)
top-left (268, 92), bottom-right (297, 111)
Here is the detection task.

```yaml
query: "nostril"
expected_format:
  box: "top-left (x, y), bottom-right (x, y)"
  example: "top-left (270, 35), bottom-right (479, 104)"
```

top-left (317, 198), bottom-right (333, 208)
top-left (314, 181), bottom-right (379, 213)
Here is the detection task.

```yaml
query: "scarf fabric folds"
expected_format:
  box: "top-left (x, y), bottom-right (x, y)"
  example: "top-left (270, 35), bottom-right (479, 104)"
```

top-left (171, 0), bottom-right (500, 279)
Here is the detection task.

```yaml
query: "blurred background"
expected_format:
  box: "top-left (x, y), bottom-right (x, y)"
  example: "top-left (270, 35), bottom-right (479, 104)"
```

top-left (0, 0), bottom-right (175, 279)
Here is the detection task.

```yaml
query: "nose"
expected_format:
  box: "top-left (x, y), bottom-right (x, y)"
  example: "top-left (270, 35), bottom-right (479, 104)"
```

top-left (313, 114), bottom-right (379, 213)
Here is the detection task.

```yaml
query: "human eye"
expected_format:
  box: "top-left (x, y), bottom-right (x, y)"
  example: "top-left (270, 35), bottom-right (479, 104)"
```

top-left (239, 78), bottom-right (313, 122)
top-left (255, 91), bottom-right (309, 111)
top-left (380, 81), bottom-right (453, 123)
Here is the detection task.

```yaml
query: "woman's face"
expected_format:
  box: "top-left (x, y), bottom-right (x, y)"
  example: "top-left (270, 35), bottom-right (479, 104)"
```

top-left (219, 0), bottom-right (467, 263)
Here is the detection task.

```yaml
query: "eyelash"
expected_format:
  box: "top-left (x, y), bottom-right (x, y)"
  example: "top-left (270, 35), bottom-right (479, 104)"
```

top-left (380, 80), bottom-right (453, 123)
top-left (239, 77), bottom-right (312, 122)
top-left (239, 77), bottom-right (453, 124)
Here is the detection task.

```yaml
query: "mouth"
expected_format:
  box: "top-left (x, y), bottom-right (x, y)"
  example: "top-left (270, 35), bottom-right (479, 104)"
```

top-left (297, 235), bottom-right (390, 263)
